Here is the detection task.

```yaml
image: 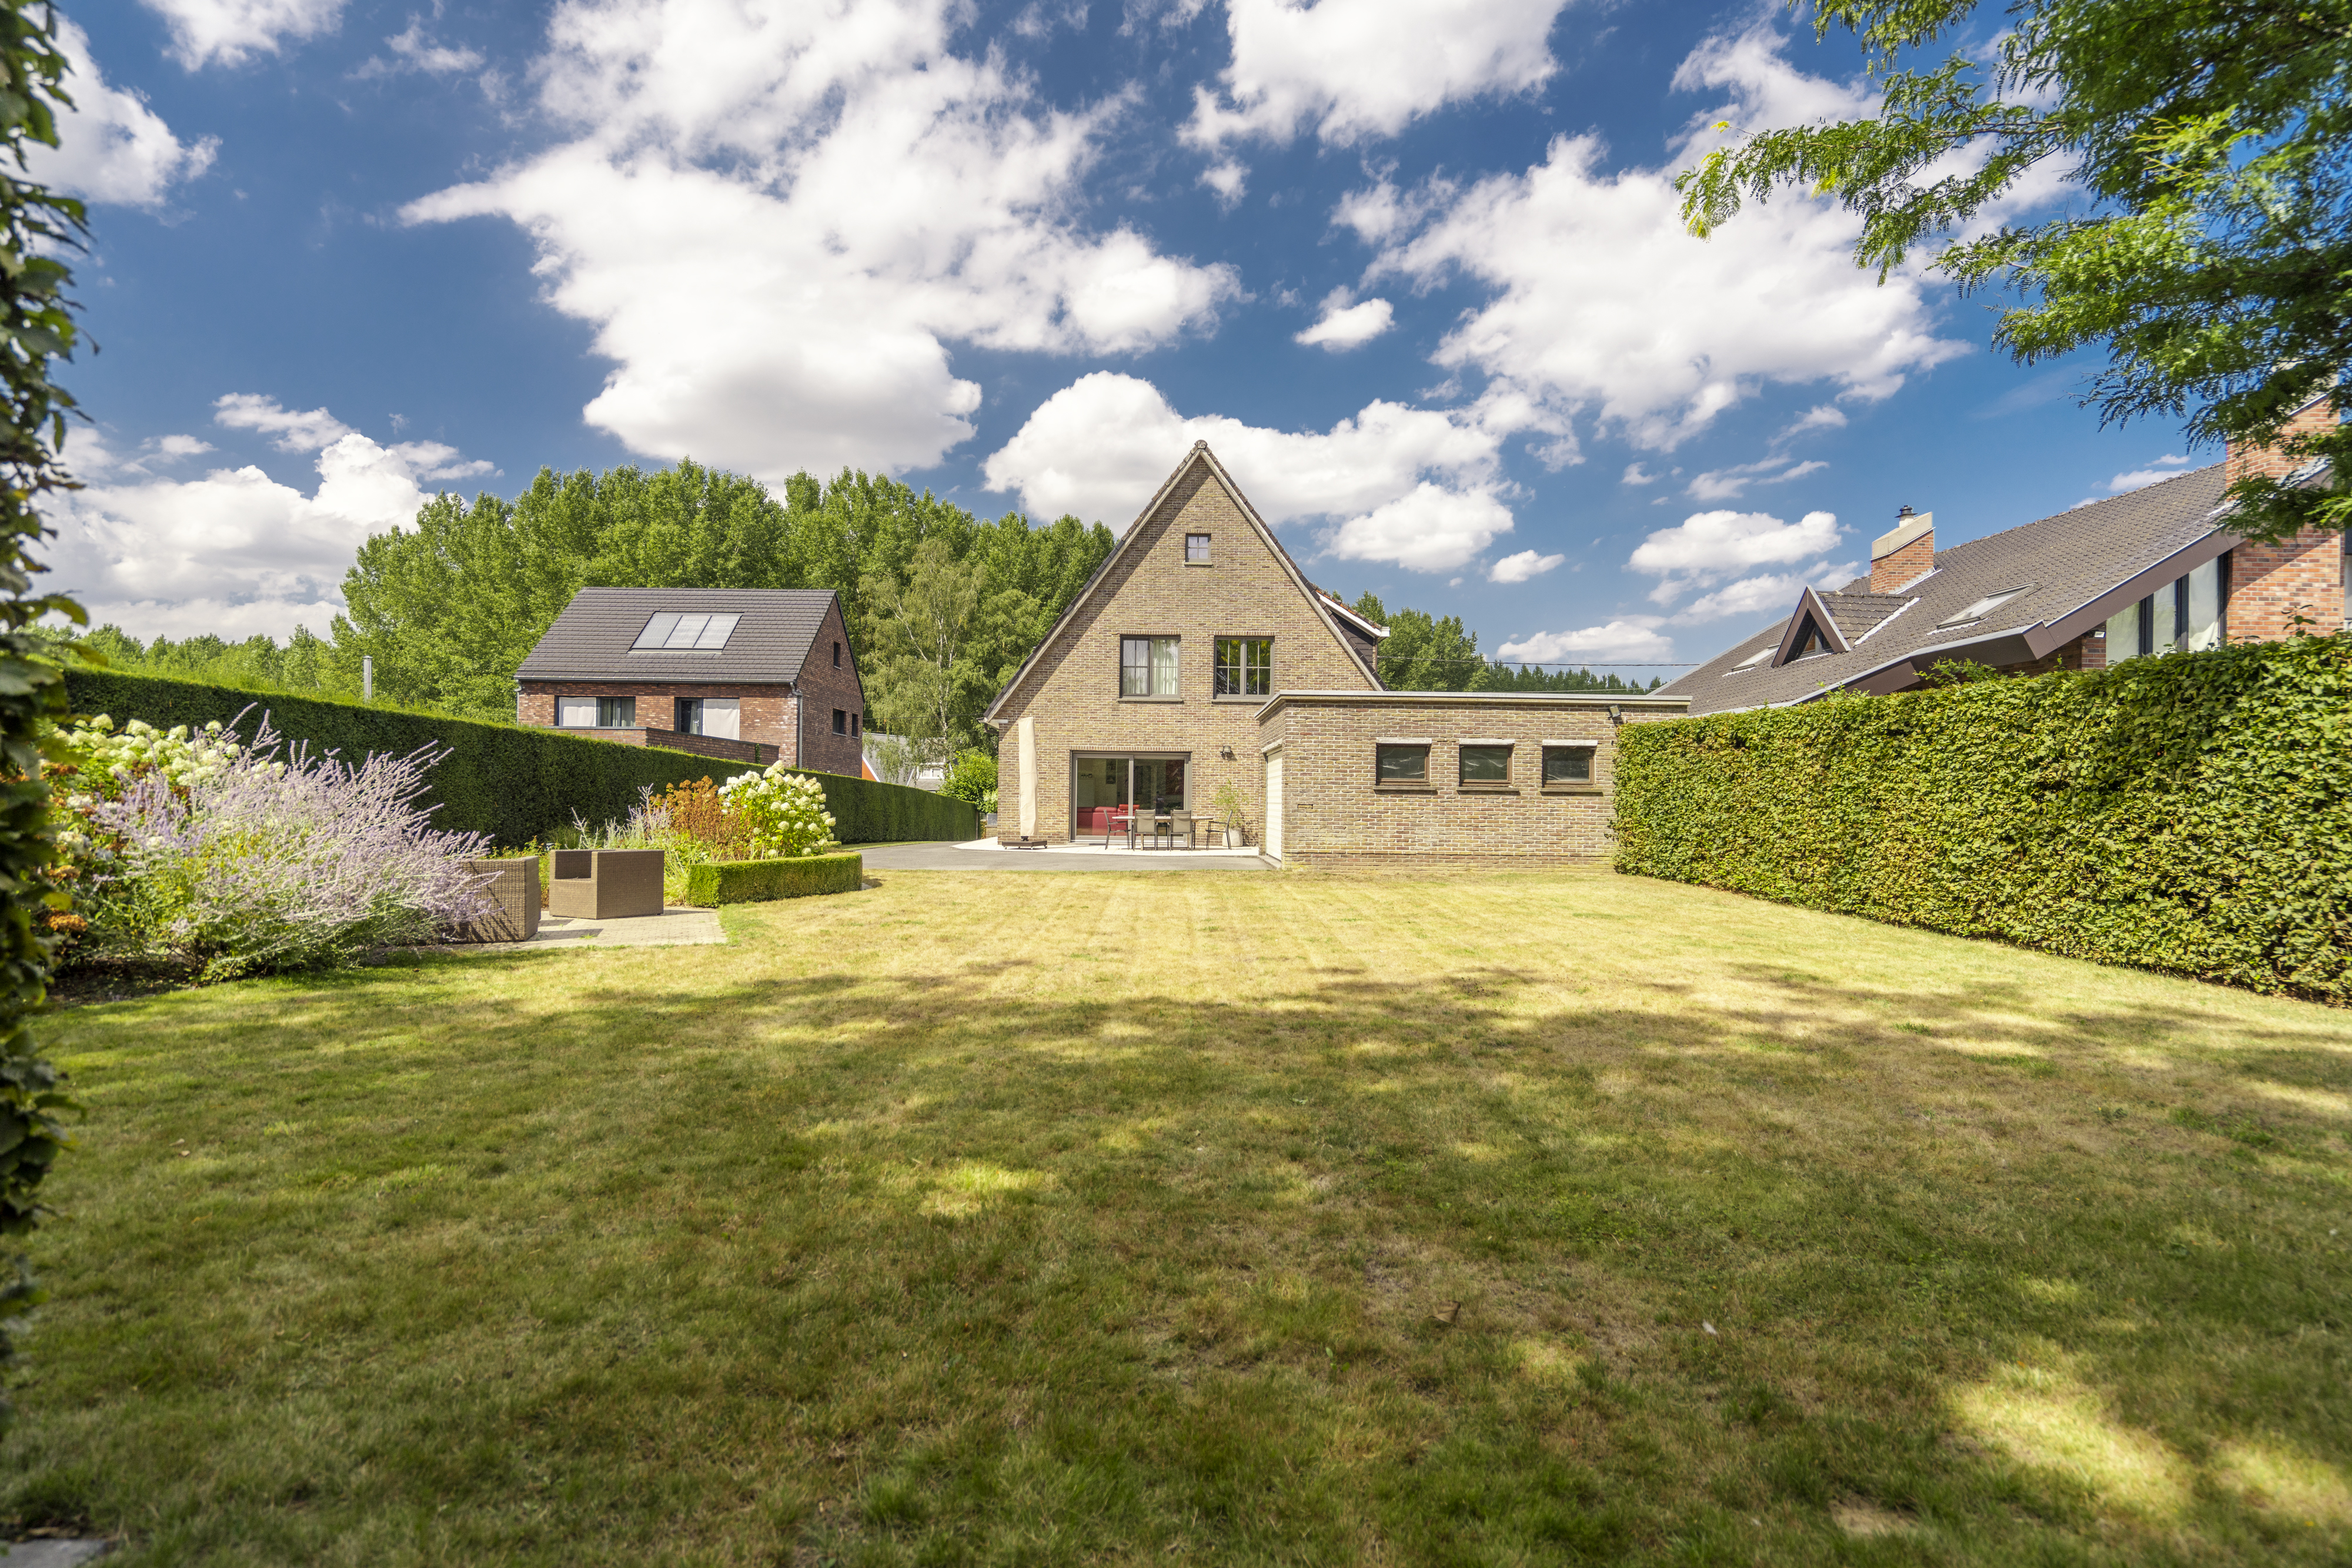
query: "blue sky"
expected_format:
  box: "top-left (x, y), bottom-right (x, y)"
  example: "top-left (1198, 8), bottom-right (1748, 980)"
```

top-left (39, 0), bottom-right (2201, 671)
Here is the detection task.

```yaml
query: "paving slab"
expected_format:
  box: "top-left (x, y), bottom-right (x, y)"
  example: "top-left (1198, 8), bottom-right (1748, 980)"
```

top-left (859, 841), bottom-right (1273, 872)
top-left (0, 1541), bottom-right (110, 1566)
top-left (431, 907), bottom-right (727, 954)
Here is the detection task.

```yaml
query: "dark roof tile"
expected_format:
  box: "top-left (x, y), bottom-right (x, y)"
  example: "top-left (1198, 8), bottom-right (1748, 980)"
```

top-left (516, 587), bottom-right (838, 684)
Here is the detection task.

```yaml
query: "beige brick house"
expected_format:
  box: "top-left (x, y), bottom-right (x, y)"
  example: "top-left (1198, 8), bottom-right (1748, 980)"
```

top-left (984, 443), bottom-right (1690, 864)
top-left (516, 587), bottom-right (869, 773)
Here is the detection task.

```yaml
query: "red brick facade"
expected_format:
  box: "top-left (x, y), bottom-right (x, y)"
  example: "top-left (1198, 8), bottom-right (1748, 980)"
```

top-left (1871, 530), bottom-right (1935, 593)
top-left (2227, 532), bottom-right (2348, 637)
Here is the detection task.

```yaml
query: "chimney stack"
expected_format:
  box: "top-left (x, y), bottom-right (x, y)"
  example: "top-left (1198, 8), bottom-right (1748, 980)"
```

top-left (1870, 506), bottom-right (1935, 593)
top-left (2225, 393), bottom-right (2339, 486)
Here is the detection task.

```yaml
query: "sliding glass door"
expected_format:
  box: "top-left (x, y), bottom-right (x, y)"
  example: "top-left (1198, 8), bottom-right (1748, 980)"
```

top-left (1070, 754), bottom-right (1188, 837)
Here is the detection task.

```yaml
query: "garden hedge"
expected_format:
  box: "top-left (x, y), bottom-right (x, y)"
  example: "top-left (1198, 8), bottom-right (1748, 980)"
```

top-left (1614, 632), bottom-right (2351, 1004)
top-left (687, 853), bottom-right (863, 905)
top-left (60, 670), bottom-right (980, 850)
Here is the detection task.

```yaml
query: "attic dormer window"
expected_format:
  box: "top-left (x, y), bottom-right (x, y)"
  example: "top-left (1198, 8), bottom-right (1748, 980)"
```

top-left (633, 611), bottom-right (742, 651)
top-left (1790, 620), bottom-right (1833, 659)
top-left (1936, 587), bottom-right (2029, 630)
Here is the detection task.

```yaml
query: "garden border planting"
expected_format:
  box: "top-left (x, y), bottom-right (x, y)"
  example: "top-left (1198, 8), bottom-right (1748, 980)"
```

top-left (1614, 632), bottom-right (2351, 1003)
top-left (59, 670), bottom-right (979, 848)
top-left (687, 853), bottom-right (863, 904)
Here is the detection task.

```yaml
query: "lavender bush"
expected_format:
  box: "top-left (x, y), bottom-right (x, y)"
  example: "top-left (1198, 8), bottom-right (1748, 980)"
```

top-left (71, 717), bottom-right (492, 979)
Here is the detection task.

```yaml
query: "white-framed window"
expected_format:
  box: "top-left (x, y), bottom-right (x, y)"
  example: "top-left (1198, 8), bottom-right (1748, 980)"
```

top-left (1120, 636), bottom-right (1180, 696)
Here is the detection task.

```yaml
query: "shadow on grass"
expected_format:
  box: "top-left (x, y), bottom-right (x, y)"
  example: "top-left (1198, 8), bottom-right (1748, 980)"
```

top-left (19, 951), bottom-right (2352, 1566)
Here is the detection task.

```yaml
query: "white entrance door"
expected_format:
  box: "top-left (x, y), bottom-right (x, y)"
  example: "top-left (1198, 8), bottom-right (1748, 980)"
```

top-left (1264, 754), bottom-right (1283, 861)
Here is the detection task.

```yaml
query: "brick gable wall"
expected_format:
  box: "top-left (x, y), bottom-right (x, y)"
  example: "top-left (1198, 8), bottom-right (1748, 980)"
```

top-left (993, 456), bottom-right (1376, 843)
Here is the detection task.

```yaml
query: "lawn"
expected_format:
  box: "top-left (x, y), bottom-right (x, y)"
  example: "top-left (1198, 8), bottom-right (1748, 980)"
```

top-left (6, 866), bottom-right (2350, 1565)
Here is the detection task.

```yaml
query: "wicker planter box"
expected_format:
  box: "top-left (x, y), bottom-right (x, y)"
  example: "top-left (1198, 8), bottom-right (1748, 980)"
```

top-left (550, 848), bottom-right (665, 919)
top-left (456, 858), bottom-right (541, 943)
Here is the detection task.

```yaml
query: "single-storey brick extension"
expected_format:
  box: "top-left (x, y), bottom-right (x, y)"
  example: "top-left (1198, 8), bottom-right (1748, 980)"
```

top-left (515, 587), bottom-right (870, 773)
top-left (984, 443), bottom-right (1688, 865)
top-left (1660, 398), bottom-right (2350, 714)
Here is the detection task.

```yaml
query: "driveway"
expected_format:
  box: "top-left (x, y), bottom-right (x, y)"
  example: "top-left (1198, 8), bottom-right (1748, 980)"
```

top-left (856, 841), bottom-right (1275, 871)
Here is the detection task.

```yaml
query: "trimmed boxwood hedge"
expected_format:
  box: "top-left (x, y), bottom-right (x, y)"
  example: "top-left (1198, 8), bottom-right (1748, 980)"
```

top-left (687, 853), bottom-right (863, 904)
top-left (59, 669), bottom-right (980, 849)
top-left (1614, 633), bottom-right (2351, 1004)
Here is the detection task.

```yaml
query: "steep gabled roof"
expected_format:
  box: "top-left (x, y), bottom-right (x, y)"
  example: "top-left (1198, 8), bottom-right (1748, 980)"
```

top-left (517, 587), bottom-right (843, 686)
top-left (1662, 463), bottom-right (2242, 714)
top-left (983, 443), bottom-right (1382, 724)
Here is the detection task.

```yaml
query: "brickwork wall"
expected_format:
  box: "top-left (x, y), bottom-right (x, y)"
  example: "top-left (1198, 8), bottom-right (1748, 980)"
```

top-left (990, 454), bottom-right (1378, 842)
top-left (2227, 536), bottom-right (2348, 637)
top-left (519, 680), bottom-right (797, 751)
top-left (1260, 696), bottom-right (1686, 867)
top-left (1870, 531), bottom-right (1935, 593)
top-left (793, 597), bottom-right (872, 777)
top-left (2224, 395), bottom-right (2340, 484)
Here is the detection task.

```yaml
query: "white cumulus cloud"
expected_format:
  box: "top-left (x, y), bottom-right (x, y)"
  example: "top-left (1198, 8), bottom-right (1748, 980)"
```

top-left (353, 18), bottom-right (487, 78)
top-left (1628, 507), bottom-right (1843, 603)
top-left (139, 0), bottom-right (347, 69)
top-left (25, 21), bottom-right (218, 208)
top-left (1495, 618), bottom-right (1674, 664)
top-left (1294, 290), bottom-right (1394, 350)
top-left (405, 0), bottom-right (1238, 480)
top-left (1676, 563), bottom-right (1855, 623)
top-left (982, 371), bottom-right (1513, 571)
top-left (1361, 28), bottom-right (1969, 457)
top-left (1186, 0), bottom-right (1567, 150)
top-left (2107, 453), bottom-right (2195, 493)
top-left (1486, 548), bottom-right (1562, 583)
top-left (44, 397), bottom-right (495, 638)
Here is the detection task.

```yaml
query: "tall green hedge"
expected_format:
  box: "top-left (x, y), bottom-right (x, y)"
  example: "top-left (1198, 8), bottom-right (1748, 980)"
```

top-left (61, 669), bottom-right (980, 849)
top-left (1614, 633), bottom-right (2351, 1003)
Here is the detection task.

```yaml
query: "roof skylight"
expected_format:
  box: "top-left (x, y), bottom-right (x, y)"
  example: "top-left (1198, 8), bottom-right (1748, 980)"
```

top-left (1935, 587), bottom-right (2029, 630)
top-left (1731, 644), bottom-right (1775, 671)
top-left (633, 611), bottom-right (742, 651)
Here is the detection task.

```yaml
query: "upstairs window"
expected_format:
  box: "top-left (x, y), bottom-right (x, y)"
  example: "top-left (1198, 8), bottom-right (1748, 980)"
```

top-left (833, 708), bottom-right (847, 735)
top-left (833, 640), bottom-right (842, 667)
top-left (1790, 619), bottom-right (1833, 659)
top-left (1120, 636), bottom-right (1180, 697)
top-left (1184, 533), bottom-right (1212, 563)
top-left (633, 611), bottom-right (742, 650)
top-left (1214, 637), bottom-right (1272, 697)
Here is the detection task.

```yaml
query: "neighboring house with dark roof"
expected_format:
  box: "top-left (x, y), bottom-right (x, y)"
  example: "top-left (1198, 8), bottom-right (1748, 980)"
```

top-left (1661, 401), bottom-right (2351, 716)
top-left (514, 587), bottom-right (869, 773)
top-left (984, 442), bottom-right (1689, 862)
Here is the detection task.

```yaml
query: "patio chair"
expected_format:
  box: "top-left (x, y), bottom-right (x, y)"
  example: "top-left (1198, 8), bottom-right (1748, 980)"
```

top-left (549, 848), bottom-right (665, 919)
top-left (1168, 811), bottom-right (1195, 849)
top-left (1104, 805), bottom-right (1134, 848)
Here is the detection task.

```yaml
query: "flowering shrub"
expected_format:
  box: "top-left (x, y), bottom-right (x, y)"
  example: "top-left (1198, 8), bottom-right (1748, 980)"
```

top-left (60, 716), bottom-right (492, 979)
top-left (62, 715), bottom-right (251, 792)
top-left (648, 775), bottom-right (749, 858)
top-left (718, 764), bottom-right (838, 858)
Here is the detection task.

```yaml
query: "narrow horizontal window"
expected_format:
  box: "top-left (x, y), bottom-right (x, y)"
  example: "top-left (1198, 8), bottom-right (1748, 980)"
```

top-left (1376, 744), bottom-right (1428, 784)
top-left (1459, 743), bottom-right (1512, 785)
top-left (1542, 745), bottom-right (1593, 785)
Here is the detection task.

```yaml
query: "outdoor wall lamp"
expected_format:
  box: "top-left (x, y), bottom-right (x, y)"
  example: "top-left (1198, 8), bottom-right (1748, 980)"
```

top-left (1606, 704), bottom-right (1622, 724)
top-left (1219, 744), bottom-right (1235, 759)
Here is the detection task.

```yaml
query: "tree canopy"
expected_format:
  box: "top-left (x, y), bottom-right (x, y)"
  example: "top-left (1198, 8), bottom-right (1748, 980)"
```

top-left (1348, 593), bottom-right (1662, 693)
top-left (321, 463), bottom-right (1113, 744)
top-left (1676, 0), bottom-right (2352, 540)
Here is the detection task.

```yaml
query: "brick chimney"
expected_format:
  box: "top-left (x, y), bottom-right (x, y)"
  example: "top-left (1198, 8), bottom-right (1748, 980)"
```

top-left (2226, 393), bottom-right (2340, 485)
top-left (1870, 506), bottom-right (1935, 593)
